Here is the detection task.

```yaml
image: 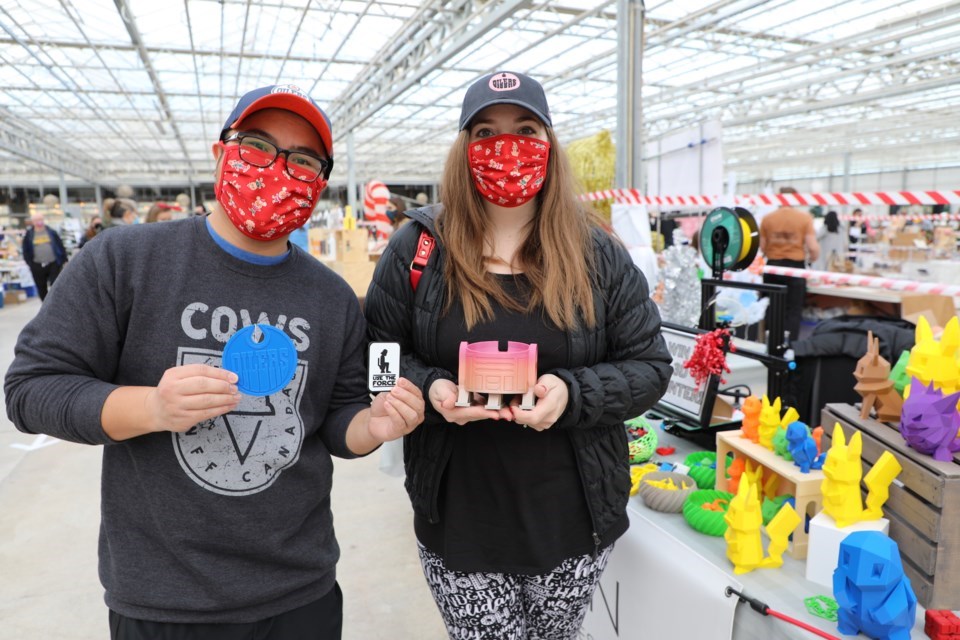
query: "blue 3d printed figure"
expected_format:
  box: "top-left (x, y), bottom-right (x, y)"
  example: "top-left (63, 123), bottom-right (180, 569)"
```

top-left (786, 421), bottom-right (825, 473)
top-left (833, 531), bottom-right (917, 640)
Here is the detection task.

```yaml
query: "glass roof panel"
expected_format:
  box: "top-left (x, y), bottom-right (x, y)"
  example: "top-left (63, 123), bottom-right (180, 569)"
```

top-left (0, 0), bottom-right (957, 191)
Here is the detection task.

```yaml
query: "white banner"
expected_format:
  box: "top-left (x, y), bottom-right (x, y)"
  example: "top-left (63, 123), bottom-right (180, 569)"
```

top-left (580, 506), bottom-right (741, 640)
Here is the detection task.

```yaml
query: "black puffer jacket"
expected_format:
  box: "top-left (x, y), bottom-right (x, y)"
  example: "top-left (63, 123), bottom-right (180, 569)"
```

top-left (364, 206), bottom-right (672, 542)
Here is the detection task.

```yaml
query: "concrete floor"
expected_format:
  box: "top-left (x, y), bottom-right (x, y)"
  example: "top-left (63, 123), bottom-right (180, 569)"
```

top-left (0, 297), bottom-right (447, 639)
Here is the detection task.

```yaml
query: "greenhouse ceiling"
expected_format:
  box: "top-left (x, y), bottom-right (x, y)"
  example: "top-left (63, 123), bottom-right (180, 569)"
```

top-left (0, 0), bottom-right (958, 191)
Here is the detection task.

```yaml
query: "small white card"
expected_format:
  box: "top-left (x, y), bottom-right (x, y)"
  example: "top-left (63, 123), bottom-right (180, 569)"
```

top-left (368, 342), bottom-right (400, 392)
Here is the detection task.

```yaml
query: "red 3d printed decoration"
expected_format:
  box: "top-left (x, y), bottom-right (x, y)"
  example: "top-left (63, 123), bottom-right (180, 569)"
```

top-left (684, 328), bottom-right (735, 390)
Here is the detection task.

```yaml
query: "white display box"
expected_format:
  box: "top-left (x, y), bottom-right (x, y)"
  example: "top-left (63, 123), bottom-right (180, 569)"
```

top-left (805, 511), bottom-right (889, 588)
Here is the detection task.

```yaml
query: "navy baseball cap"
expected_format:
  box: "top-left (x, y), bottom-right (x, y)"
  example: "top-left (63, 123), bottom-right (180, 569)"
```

top-left (221, 85), bottom-right (334, 163)
top-left (459, 71), bottom-right (552, 131)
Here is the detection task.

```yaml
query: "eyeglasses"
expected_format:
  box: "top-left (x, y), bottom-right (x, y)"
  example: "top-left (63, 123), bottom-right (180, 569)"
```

top-left (223, 133), bottom-right (331, 182)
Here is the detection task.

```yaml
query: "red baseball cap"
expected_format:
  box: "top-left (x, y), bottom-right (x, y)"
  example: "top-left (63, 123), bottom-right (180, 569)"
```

top-left (221, 84), bottom-right (334, 165)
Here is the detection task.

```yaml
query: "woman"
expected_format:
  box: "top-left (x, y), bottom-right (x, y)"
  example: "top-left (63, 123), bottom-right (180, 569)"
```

top-left (364, 71), bottom-right (672, 639)
top-left (145, 201), bottom-right (175, 223)
top-left (78, 216), bottom-right (103, 248)
top-left (814, 210), bottom-right (846, 271)
top-left (107, 197), bottom-right (139, 226)
top-left (387, 194), bottom-right (409, 232)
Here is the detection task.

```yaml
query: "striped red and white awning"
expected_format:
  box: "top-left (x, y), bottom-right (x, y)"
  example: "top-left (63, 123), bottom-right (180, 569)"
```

top-left (760, 265), bottom-right (960, 297)
top-left (840, 213), bottom-right (960, 222)
top-left (582, 189), bottom-right (960, 208)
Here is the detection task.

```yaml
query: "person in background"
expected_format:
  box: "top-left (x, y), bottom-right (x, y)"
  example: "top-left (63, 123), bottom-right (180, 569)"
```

top-left (364, 71), bottom-right (672, 639)
top-left (101, 197), bottom-right (116, 226)
top-left (79, 216), bottom-right (104, 249)
top-left (145, 202), bottom-right (175, 223)
top-left (5, 84), bottom-right (425, 640)
top-left (194, 203), bottom-right (209, 216)
top-left (21, 211), bottom-right (68, 301)
top-left (387, 194), bottom-right (408, 232)
top-left (813, 210), bottom-right (845, 271)
top-left (759, 186), bottom-right (820, 342)
top-left (107, 198), bottom-right (139, 226)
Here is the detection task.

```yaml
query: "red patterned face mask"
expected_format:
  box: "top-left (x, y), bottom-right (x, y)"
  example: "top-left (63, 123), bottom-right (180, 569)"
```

top-left (468, 134), bottom-right (550, 208)
top-left (214, 143), bottom-right (326, 241)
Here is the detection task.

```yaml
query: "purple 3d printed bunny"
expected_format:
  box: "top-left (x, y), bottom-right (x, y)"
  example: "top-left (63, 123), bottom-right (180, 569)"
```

top-left (900, 377), bottom-right (960, 462)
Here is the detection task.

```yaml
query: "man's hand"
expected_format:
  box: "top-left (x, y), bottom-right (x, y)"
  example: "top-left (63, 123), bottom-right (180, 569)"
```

top-left (509, 374), bottom-right (569, 431)
top-left (429, 378), bottom-right (511, 425)
top-left (144, 364), bottom-right (241, 433)
top-left (367, 377), bottom-right (426, 443)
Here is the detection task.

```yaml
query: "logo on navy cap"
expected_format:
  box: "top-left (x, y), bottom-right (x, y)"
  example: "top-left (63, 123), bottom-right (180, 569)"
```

top-left (489, 73), bottom-right (521, 92)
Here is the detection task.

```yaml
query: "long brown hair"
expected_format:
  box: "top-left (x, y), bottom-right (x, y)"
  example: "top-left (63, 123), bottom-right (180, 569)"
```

top-left (437, 127), bottom-right (603, 330)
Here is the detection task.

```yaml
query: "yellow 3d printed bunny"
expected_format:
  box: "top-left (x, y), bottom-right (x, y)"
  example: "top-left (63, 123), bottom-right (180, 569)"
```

top-left (821, 423), bottom-right (902, 528)
top-left (905, 316), bottom-right (960, 398)
top-left (758, 395), bottom-right (799, 451)
top-left (724, 471), bottom-right (800, 575)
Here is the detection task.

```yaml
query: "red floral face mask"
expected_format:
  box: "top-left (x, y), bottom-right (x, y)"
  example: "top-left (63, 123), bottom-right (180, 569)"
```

top-left (468, 134), bottom-right (550, 207)
top-left (214, 143), bottom-right (327, 241)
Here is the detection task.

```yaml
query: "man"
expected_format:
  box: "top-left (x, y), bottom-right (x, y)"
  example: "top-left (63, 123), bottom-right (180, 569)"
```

top-left (21, 211), bottom-right (68, 300)
top-left (760, 187), bottom-right (820, 342)
top-left (5, 85), bottom-right (425, 640)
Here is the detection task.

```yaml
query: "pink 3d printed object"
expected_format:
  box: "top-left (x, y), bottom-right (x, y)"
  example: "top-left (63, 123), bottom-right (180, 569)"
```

top-left (456, 340), bottom-right (538, 410)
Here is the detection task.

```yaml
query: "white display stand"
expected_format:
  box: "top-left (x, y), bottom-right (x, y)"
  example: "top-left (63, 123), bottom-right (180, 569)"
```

top-left (580, 504), bottom-right (741, 640)
top-left (804, 511), bottom-right (889, 588)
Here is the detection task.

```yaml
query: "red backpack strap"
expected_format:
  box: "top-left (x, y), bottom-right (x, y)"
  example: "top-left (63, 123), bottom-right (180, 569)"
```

top-left (409, 230), bottom-right (435, 292)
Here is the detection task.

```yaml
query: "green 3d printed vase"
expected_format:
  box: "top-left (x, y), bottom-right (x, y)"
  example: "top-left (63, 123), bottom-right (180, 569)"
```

top-left (684, 451), bottom-right (718, 489)
top-left (682, 489), bottom-right (735, 536)
top-left (625, 416), bottom-right (658, 464)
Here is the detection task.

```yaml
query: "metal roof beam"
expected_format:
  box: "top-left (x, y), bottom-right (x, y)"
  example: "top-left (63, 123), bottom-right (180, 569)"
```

top-left (114, 0), bottom-right (195, 173)
top-left (649, 3), bottom-right (960, 105)
top-left (0, 110), bottom-right (101, 183)
top-left (0, 37), bottom-right (365, 64)
top-left (641, 42), bottom-right (960, 132)
top-left (331, 0), bottom-right (531, 133)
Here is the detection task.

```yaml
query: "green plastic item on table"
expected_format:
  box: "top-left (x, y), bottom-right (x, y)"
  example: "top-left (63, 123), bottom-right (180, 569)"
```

top-left (773, 426), bottom-right (793, 461)
top-left (889, 350), bottom-right (910, 396)
top-left (804, 595), bottom-right (838, 622)
top-left (684, 451), bottom-right (717, 489)
top-left (761, 494), bottom-right (794, 526)
top-left (625, 416), bottom-right (658, 464)
top-left (682, 489), bottom-right (734, 537)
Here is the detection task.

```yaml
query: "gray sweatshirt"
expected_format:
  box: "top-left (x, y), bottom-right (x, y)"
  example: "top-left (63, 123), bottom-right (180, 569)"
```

top-left (5, 216), bottom-right (369, 623)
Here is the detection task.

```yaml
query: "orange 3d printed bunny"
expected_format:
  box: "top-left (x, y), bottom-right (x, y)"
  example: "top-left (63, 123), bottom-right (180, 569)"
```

top-left (854, 331), bottom-right (903, 422)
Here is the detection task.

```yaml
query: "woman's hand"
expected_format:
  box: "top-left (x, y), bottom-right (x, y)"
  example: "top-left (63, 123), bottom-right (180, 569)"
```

top-left (509, 374), bottom-right (569, 431)
top-left (429, 378), bottom-right (512, 425)
top-left (368, 378), bottom-right (426, 443)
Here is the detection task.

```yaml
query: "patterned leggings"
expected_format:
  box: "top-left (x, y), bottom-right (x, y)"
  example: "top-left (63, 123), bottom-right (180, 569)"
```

top-left (417, 543), bottom-right (613, 640)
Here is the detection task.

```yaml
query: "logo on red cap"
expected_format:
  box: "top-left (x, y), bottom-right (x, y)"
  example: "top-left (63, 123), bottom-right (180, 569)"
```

top-left (270, 84), bottom-right (309, 100)
top-left (489, 73), bottom-right (520, 92)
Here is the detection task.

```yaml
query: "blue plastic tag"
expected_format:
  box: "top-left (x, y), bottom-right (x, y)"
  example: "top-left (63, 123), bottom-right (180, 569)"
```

top-left (222, 324), bottom-right (298, 396)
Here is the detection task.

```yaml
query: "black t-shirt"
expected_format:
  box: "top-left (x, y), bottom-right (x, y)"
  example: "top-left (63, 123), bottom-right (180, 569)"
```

top-left (415, 273), bottom-right (600, 574)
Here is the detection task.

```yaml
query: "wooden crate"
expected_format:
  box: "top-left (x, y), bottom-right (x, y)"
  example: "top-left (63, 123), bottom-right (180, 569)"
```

top-left (306, 228), bottom-right (369, 263)
top-left (715, 430), bottom-right (825, 560)
top-left (329, 260), bottom-right (376, 298)
top-left (822, 403), bottom-right (960, 610)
